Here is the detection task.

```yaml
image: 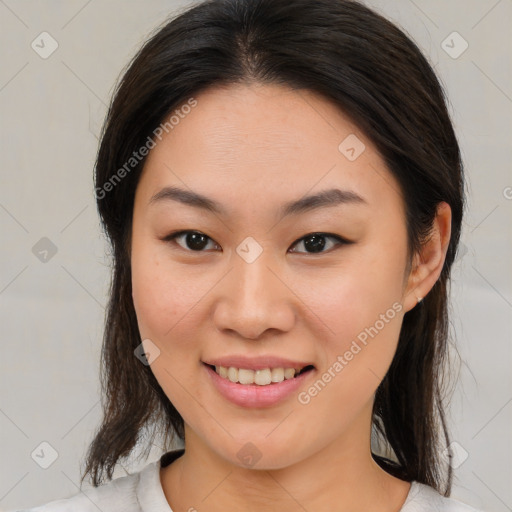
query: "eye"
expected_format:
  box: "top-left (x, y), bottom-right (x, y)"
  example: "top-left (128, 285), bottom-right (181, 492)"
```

top-left (289, 232), bottom-right (349, 254)
top-left (162, 230), bottom-right (350, 254)
top-left (163, 230), bottom-right (220, 252)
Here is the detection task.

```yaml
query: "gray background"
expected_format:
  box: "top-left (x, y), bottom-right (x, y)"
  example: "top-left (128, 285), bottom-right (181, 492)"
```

top-left (0, 0), bottom-right (511, 510)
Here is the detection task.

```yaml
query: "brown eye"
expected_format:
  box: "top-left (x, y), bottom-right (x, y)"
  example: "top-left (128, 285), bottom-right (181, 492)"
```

top-left (289, 233), bottom-right (349, 254)
top-left (163, 230), bottom-right (350, 254)
top-left (164, 230), bottom-right (219, 252)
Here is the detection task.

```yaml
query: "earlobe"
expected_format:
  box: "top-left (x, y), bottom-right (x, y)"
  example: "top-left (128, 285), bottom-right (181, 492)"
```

top-left (403, 202), bottom-right (452, 312)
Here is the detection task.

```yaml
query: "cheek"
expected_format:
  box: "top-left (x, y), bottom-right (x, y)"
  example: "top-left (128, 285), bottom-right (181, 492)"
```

top-left (302, 254), bottom-right (405, 340)
top-left (295, 268), bottom-right (405, 428)
top-left (296, 237), bottom-right (407, 386)
top-left (131, 247), bottom-right (206, 414)
top-left (131, 246), bottom-right (204, 343)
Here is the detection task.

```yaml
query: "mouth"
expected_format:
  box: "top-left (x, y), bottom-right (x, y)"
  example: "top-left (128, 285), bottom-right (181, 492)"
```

top-left (205, 363), bottom-right (315, 386)
top-left (203, 360), bottom-right (316, 408)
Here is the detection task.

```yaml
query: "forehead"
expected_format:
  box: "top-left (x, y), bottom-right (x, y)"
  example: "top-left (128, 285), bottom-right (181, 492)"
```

top-left (137, 83), bottom-right (403, 217)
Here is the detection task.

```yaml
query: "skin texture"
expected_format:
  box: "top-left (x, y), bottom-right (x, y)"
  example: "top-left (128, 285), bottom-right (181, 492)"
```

top-left (130, 83), bottom-right (451, 512)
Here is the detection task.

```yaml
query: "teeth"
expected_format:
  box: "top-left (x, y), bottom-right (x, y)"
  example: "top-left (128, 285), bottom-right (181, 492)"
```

top-left (271, 367), bottom-right (284, 382)
top-left (214, 366), bottom-right (305, 385)
top-left (227, 367), bottom-right (238, 383)
top-left (254, 369), bottom-right (272, 385)
top-left (238, 368), bottom-right (255, 385)
top-left (284, 368), bottom-right (295, 380)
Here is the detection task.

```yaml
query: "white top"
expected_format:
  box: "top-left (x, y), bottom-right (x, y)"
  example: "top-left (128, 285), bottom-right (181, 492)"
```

top-left (15, 451), bottom-right (483, 512)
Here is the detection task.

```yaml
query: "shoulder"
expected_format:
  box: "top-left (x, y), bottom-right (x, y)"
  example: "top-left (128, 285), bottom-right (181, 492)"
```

top-left (402, 481), bottom-right (484, 512)
top-left (12, 449), bottom-right (183, 512)
top-left (11, 460), bottom-right (160, 512)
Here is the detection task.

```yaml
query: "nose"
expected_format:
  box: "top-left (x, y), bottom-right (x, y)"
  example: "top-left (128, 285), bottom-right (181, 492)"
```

top-left (212, 250), bottom-right (296, 340)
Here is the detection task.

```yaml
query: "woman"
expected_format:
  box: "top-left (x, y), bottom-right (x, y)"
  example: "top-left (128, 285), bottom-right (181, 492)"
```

top-left (20, 0), bottom-right (482, 510)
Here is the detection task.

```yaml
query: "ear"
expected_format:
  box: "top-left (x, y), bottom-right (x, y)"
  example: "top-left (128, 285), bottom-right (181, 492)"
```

top-left (403, 202), bottom-right (452, 313)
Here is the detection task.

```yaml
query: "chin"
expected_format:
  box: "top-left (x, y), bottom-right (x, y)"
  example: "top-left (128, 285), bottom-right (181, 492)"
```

top-left (209, 434), bottom-right (306, 471)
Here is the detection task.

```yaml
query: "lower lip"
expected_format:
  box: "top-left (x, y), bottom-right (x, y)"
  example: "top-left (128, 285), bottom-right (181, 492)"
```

top-left (203, 363), bottom-right (314, 408)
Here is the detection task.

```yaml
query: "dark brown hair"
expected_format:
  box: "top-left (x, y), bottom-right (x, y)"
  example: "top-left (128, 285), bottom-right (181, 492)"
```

top-left (82, 0), bottom-right (465, 496)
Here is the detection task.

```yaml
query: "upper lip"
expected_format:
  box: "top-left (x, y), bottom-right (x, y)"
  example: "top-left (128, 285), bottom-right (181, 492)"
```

top-left (203, 355), bottom-right (314, 371)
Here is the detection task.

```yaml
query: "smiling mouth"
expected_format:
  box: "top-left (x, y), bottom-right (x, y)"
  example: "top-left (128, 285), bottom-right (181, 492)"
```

top-left (206, 364), bottom-right (315, 386)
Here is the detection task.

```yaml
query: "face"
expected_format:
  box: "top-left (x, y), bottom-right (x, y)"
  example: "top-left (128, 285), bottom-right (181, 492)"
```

top-left (131, 83), bottom-right (416, 469)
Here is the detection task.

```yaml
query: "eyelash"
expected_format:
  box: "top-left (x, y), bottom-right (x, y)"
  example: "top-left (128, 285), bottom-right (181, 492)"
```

top-left (161, 230), bottom-right (352, 255)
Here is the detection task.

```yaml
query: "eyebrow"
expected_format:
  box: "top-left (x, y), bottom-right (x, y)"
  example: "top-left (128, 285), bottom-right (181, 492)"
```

top-left (149, 185), bottom-right (367, 219)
